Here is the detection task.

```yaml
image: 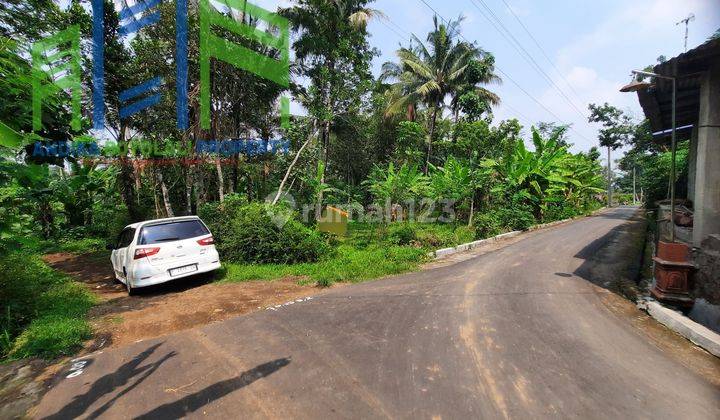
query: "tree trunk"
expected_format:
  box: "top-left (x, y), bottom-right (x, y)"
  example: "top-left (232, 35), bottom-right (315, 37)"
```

top-left (606, 146), bottom-right (612, 207)
top-left (452, 107), bottom-right (460, 142)
top-left (316, 111), bottom-right (331, 218)
top-left (468, 189), bottom-right (476, 227)
top-left (153, 169), bottom-right (162, 218)
top-left (424, 106), bottom-right (439, 175)
top-left (316, 124), bottom-right (329, 221)
top-left (273, 130), bottom-right (314, 205)
top-left (157, 169), bottom-right (175, 217)
top-left (215, 157), bottom-right (224, 202)
top-left (193, 162), bottom-right (205, 210)
top-left (118, 123), bottom-right (142, 221)
top-left (185, 167), bottom-right (193, 215)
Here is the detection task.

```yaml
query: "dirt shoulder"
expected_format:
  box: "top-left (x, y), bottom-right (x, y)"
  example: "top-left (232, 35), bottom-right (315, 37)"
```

top-left (42, 252), bottom-right (324, 351)
top-left (1, 254), bottom-right (326, 419)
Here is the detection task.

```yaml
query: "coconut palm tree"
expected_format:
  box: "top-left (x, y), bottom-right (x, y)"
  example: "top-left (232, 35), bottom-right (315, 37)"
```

top-left (381, 16), bottom-right (500, 174)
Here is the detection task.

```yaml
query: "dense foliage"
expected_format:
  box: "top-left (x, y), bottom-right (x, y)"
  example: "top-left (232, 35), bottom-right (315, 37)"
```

top-left (0, 1), bottom-right (616, 360)
top-left (200, 195), bottom-right (330, 264)
top-left (0, 254), bottom-right (95, 359)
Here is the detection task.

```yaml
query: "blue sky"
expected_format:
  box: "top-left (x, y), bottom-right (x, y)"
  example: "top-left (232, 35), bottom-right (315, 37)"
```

top-left (258, 0), bottom-right (719, 154)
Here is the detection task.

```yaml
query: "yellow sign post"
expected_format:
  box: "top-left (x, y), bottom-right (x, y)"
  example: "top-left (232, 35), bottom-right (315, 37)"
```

top-left (318, 206), bottom-right (348, 236)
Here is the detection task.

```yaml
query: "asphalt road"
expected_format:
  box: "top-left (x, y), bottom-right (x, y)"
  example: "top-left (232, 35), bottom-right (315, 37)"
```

top-left (35, 207), bottom-right (720, 419)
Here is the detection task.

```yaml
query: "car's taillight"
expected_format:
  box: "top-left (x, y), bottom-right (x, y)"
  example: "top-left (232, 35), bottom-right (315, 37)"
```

top-left (134, 247), bottom-right (160, 259)
top-left (197, 236), bottom-right (214, 246)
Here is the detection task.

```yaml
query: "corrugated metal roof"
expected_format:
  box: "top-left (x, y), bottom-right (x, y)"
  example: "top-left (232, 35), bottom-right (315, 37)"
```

top-left (636, 38), bottom-right (720, 133)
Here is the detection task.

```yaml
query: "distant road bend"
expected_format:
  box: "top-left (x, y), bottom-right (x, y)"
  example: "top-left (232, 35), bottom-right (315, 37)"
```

top-left (36, 207), bottom-right (720, 419)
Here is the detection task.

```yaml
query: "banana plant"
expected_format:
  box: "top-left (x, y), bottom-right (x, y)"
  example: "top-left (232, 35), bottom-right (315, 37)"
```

top-left (364, 162), bottom-right (428, 208)
top-left (483, 127), bottom-right (602, 218)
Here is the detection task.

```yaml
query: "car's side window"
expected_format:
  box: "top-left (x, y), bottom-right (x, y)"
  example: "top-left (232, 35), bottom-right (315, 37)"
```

top-left (117, 228), bottom-right (136, 248)
top-left (116, 230), bottom-right (127, 249)
top-left (123, 228), bottom-right (136, 247)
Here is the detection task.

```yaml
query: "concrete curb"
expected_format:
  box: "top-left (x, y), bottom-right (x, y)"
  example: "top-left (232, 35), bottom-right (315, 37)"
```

top-left (645, 301), bottom-right (720, 358)
top-left (428, 208), bottom-right (608, 260)
top-left (428, 231), bottom-right (523, 259)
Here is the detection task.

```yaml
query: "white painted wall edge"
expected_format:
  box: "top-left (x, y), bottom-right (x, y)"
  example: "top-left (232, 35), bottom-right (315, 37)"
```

top-left (646, 301), bottom-right (720, 358)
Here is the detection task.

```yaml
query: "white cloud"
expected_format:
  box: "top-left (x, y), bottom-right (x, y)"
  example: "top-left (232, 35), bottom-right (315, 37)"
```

top-left (557, 0), bottom-right (714, 69)
top-left (533, 0), bottom-right (718, 153)
top-left (536, 65), bottom-right (639, 152)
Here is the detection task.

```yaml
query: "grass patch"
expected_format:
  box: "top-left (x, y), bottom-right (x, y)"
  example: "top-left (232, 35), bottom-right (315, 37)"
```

top-left (221, 222), bottom-right (487, 287)
top-left (219, 209), bottom-right (602, 288)
top-left (1, 254), bottom-right (96, 361)
top-left (222, 244), bottom-right (427, 286)
top-left (45, 237), bottom-right (107, 254)
top-left (9, 316), bottom-right (92, 360)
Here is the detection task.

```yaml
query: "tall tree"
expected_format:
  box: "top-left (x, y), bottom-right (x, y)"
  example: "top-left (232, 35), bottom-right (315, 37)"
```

top-left (588, 103), bottom-right (633, 206)
top-left (281, 0), bottom-right (379, 219)
top-left (381, 16), bottom-right (498, 174)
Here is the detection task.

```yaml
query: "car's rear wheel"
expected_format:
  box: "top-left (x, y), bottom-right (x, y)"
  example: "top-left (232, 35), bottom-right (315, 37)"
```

top-left (124, 268), bottom-right (136, 296)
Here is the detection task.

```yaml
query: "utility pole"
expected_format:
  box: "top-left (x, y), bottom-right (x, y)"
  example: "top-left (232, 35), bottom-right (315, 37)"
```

top-left (633, 166), bottom-right (637, 206)
top-left (676, 14), bottom-right (695, 52)
top-left (607, 147), bottom-right (613, 207)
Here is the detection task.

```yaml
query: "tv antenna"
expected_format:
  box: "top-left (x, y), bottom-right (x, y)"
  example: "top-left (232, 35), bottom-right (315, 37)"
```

top-left (676, 13), bottom-right (695, 52)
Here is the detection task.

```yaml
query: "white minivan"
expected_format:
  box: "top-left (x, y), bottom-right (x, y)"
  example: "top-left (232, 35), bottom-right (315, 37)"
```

top-left (108, 216), bottom-right (221, 294)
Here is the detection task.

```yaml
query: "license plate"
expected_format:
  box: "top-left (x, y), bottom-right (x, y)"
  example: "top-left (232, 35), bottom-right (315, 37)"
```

top-left (169, 264), bottom-right (198, 277)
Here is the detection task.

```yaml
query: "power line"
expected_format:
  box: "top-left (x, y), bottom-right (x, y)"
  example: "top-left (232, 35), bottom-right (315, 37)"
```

top-left (377, 17), bottom-right (410, 43)
top-left (497, 0), bottom-right (584, 100)
top-left (418, 0), bottom-right (594, 143)
top-left (469, 0), bottom-right (588, 121)
top-left (385, 16), bottom-right (414, 39)
top-left (416, 0), bottom-right (592, 143)
top-left (384, 3), bottom-right (535, 129)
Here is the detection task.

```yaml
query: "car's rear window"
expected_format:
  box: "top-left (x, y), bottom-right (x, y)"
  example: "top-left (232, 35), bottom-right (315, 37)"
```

top-left (138, 220), bottom-right (210, 245)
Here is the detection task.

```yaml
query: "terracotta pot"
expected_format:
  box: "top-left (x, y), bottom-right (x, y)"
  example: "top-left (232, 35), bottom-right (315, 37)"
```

top-left (657, 241), bottom-right (690, 262)
top-left (652, 241), bottom-right (695, 308)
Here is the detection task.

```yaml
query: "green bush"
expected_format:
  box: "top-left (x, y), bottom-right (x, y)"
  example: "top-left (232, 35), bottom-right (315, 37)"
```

top-left (473, 212), bottom-right (502, 238)
top-left (201, 200), bottom-right (330, 264)
top-left (0, 254), bottom-right (95, 360)
top-left (384, 223), bottom-right (475, 249)
top-left (87, 204), bottom-right (131, 241)
top-left (55, 238), bottom-right (107, 254)
top-left (495, 204), bottom-right (536, 231)
top-left (543, 203), bottom-right (579, 223)
top-left (386, 223), bottom-right (417, 245)
top-left (453, 225), bottom-right (475, 244)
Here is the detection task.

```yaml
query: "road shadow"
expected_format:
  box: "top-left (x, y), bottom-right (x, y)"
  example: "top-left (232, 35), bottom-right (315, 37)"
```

top-left (572, 209), bottom-right (647, 299)
top-left (133, 357), bottom-right (291, 419)
top-left (41, 342), bottom-right (176, 420)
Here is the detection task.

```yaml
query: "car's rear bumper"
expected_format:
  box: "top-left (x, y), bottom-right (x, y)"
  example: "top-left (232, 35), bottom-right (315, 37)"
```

top-left (129, 260), bottom-right (222, 288)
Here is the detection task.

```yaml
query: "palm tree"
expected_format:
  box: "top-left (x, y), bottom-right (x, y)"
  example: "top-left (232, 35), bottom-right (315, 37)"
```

top-left (381, 16), bottom-right (499, 174)
top-left (450, 55), bottom-right (501, 124)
